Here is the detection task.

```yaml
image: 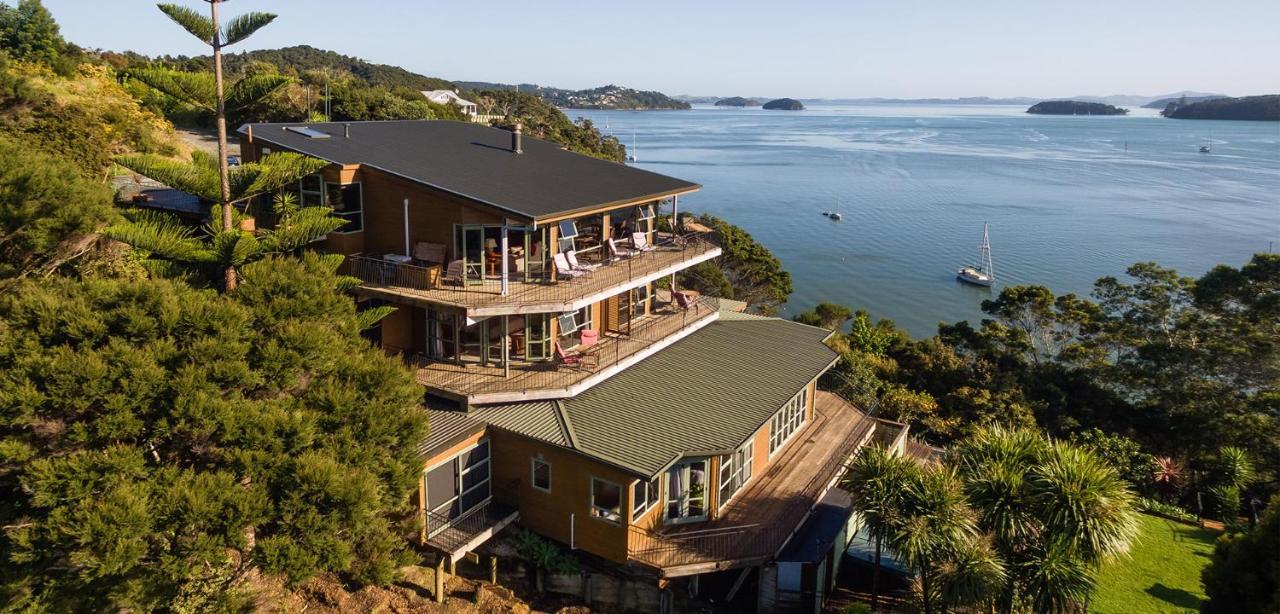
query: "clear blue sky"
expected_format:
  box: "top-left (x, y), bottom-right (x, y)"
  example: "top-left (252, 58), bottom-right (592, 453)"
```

top-left (43, 0), bottom-right (1280, 99)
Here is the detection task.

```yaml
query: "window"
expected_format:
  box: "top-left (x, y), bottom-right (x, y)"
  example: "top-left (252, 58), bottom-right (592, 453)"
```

top-left (630, 284), bottom-right (651, 318)
top-left (557, 312), bottom-right (579, 336)
top-left (325, 182), bottom-right (362, 232)
top-left (718, 441), bottom-right (754, 508)
top-left (575, 305), bottom-right (592, 331)
top-left (769, 387), bottom-right (809, 456)
top-left (299, 174), bottom-right (324, 207)
top-left (635, 204), bottom-right (655, 222)
top-left (632, 477), bottom-right (659, 521)
top-left (665, 458), bottom-right (708, 524)
top-left (557, 220), bottom-right (578, 253)
top-left (591, 477), bottom-right (622, 523)
top-left (423, 439), bottom-right (492, 536)
top-left (531, 457), bottom-right (551, 492)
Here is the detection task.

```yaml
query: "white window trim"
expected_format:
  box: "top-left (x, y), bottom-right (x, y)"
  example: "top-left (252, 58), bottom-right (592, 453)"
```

top-left (325, 180), bottom-right (364, 235)
top-left (631, 477), bottom-right (659, 522)
top-left (769, 388), bottom-right (810, 458)
top-left (531, 456), bottom-right (552, 493)
top-left (590, 476), bottom-right (623, 525)
top-left (663, 458), bottom-right (709, 525)
top-left (718, 440), bottom-right (755, 511)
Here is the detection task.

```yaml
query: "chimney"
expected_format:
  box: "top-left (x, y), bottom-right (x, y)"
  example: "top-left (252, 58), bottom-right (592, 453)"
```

top-left (343, 123), bottom-right (350, 138)
top-left (512, 123), bottom-right (523, 154)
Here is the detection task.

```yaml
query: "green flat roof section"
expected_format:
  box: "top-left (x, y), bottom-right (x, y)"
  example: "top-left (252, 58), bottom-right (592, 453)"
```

top-left (467, 316), bottom-right (838, 477)
top-left (237, 120), bottom-right (699, 221)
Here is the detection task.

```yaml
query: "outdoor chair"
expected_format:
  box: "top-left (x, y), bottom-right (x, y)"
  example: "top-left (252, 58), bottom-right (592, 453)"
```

top-left (566, 250), bottom-right (601, 272)
top-left (552, 252), bottom-right (586, 278)
top-left (443, 259), bottom-right (465, 285)
top-left (673, 290), bottom-right (699, 313)
top-left (554, 342), bottom-right (598, 371)
top-left (607, 237), bottom-right (639, 260)
top-left (631, 232), bottom-right (657, 252)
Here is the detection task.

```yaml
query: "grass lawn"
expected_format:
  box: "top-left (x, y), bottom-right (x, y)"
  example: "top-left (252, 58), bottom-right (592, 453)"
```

top-left (1092, 513), bottom-right (1218, 613)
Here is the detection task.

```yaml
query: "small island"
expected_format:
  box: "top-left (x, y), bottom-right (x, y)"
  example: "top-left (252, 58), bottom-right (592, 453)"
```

top-left (1162, 95), bottom-right (1279, 121)
top-left (763, 97), bottom-right (805, 111)
top-left (715, 96), bottom-right (763, 107)
top-left (1026, 100), bottom-right (1128, 116)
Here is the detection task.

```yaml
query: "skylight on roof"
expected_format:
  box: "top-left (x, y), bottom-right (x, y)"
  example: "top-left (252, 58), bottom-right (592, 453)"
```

top-left (286, 126), bottom-right (331, 139)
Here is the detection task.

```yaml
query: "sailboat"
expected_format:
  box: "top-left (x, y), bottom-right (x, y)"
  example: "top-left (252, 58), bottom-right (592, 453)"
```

top-left (1200, 131), bottom-right (1212, 153)
top-left (957, 223), bottom-right (995, 287)
top-left (626, 130), bottom-right (637, 162)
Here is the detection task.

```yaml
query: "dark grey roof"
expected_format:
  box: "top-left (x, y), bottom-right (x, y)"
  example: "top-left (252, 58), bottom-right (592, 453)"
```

top-left (418, 409), bottom-right (485, 460)
top-left (467, 316), bottom-right (838, 477)
top-left (237, 120), bottom-right (699, 221)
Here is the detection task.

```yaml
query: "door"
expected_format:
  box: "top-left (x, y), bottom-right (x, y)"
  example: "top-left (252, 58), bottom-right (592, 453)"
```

top-left (526, 313), bottom-right (551, 361)
top-left (665, 458), bottom-right (708, 524)
top-left (455, 224), bottom-right (486, 285)
top-left (523, 226), bottom-right (548, 282)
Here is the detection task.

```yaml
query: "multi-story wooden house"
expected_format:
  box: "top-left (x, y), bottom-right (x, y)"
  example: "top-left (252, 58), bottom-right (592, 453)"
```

top-left (237, 120), bottom-right (887, 612)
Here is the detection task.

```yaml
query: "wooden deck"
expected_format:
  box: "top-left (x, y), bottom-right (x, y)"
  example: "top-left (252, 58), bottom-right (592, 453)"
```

top-left (351, 237), bottom-right (721, 317)
top-left (628, 391), bottom-right (877, 577)
top-left (415, 300), bottom-right (718, 403)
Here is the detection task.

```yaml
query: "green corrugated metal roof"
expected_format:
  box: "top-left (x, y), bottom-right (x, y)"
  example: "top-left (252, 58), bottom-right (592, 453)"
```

top-left (418, 409), bottom-right (485, 459)
top-left (467, 317), bottom-right (837, 477)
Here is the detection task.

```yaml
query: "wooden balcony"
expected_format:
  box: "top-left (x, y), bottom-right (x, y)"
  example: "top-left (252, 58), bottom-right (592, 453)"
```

top-left (628, 391), bottom-right (878, 578)
top-left (415, 298), bottom-right (719, 404)
top-left (349, 235), bottom-right (721, 317)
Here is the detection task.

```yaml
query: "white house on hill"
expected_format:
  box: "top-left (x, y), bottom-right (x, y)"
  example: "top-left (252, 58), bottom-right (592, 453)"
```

top-left (422, 89), bottom-right (478, 117)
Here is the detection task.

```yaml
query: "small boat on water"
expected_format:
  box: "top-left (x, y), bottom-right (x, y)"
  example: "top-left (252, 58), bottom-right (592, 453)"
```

top-left (829, 212), bottom-right (842, 221)
top-left (957, 223), bottom-right (995, 287)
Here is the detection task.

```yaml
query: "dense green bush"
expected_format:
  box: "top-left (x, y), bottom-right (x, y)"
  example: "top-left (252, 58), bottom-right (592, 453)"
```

top-left (1201, 496), bottom-right (1280, 613)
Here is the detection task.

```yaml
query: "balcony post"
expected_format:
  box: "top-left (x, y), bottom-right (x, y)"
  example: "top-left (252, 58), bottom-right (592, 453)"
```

top-left (500, 219), bottom-right (510, 296)
top-left (402, 198), bottom-right (411, 257)
top-left (502, 315), bottom-right (510, 378)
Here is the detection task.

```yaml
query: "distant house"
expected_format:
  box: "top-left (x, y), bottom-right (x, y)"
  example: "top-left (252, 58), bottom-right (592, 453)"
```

top-left (422, 89), bottom-right (478, 117)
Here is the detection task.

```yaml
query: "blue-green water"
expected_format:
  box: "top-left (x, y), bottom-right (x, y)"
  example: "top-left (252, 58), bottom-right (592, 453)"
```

top-left (573, 104), bottom-right (1280, 337)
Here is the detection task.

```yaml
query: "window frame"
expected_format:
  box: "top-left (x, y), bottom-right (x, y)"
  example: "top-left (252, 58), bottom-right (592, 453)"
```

top-left (422, 438), bottom-right (492, 536)
top-left (590, 476), bottom-right (623, 525)
top-left (631, 477), bottom-right (660, 522)
top-left (531, 456), bottom-right (552, 493)
top-left (325, 180), bottom-right (363, 234)
top-left (718, 440), bottom-right (755, 510)
top-left (299, 173), bottom-right (324, 208)
top-left (769, 388), bottom-right (810, 457)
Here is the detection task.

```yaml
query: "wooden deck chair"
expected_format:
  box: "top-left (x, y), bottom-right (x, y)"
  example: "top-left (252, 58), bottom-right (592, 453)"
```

top-left (673, 290), bottom-right (699, 313)
top-left (631, 232), bottom-right (657, 252)
top-left (553, 252), bottom-right (585, 278)
top-left (443, 259), bottom-right (466, 285)
top-left (554, 342), bottom-right (598, 371)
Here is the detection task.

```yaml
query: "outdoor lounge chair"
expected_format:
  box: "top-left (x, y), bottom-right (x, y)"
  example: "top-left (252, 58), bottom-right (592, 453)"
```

top-left (566, 250), bottom-right (601, 272)
top-left (554, 342), bottom-right (598, 371)
top-left (673, 290), bottom-right (699, 313)
top-left (631, 232), bottom-right (657, 252)
top-left (552, 252), bottom-right (585, 278)
top-left (443, 259), bottom-right (466, 285)
top-left (607, 237), bottom-right (639, 260)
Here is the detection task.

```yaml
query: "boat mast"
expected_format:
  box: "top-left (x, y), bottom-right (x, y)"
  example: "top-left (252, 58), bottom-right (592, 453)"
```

top-left (979, 222), bottom-right (994, 278)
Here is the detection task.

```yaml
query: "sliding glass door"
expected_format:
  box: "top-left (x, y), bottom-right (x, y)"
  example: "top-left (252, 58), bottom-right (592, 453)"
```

top-left (455, 224), bottom-right (486, 285)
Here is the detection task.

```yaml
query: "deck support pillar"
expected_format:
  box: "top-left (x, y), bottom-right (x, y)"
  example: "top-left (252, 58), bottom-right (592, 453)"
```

top-left (502, 315), bottom-right (510, 378)
top-left (453, 314), bottom-right (462, 366)
top-left (500, 219), bottom-right (510, 296)
top-left (489, 554), bottom-right (498, 584)
top-left (447, 556), bottom-right (456, 576)
top-left (434, 556), bottom-right (446, 603)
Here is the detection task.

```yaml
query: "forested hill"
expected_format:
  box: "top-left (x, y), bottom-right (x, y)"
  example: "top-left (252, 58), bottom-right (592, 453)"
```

top-left (143, 45), bottom-right (456, 91)
top-left (459, 82), bottom-right (689, 110)
top-left (1162, 95), bottom-right (1280, 121)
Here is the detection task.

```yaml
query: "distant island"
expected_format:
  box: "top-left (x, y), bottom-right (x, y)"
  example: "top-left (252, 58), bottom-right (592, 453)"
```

top-left (763, 98), bottom-right (805, 110)
top-left (1026, 101), bottom-right (1128, 116)
top-left (1142, 94), bottom-right (1227, 109)
top-left (715, 97), bottom-right (762, 107)
top-left (1161, 95), bottom-right (1279, 121)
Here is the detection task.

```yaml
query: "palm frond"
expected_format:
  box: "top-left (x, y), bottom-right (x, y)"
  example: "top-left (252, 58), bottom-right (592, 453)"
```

top-left (356, 305), bottom-right (397, 332)
top-left (115, 153), bottom-right (222, 202)
top-left (936, 536), bottom-right (1006, 610)
top-left (105, 211), bottom-right (212, 263)
top-left (1029, 442), bottom-right (1140, 562)
top-left (221, 11), bottom-right (277, 47)
top-left (226, 73), bottom-right (292, 110)
top-left (1023, 539), bottom-right (1095, 613)
top-left (157, 3), bottom-right (216, 45)
top-left (126, 66), bottom-right (216, 111)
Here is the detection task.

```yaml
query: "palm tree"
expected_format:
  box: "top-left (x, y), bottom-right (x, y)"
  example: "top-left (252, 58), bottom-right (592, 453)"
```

top-left (111, 150), bottom-right (337, 285)
top-left (893, 464), bottom-right (976, 614)
top-left (141, 2), bottom-right (282, 290)
top-left (935, 535), bottom-right (1005, 613)
top-left (842, 446), bottom-right (916, 609)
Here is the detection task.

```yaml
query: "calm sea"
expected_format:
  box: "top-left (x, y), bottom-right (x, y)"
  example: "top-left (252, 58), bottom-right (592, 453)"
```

top-left (571, 104), bottom-right (1280, 337)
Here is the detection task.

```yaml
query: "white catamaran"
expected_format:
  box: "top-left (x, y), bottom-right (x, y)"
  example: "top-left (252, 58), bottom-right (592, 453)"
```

top-left (957, 223), bottom-right (996, 287)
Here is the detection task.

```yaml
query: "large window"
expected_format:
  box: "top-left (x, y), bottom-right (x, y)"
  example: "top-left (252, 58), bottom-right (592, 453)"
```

top-left (769, 387), bottom-right (809, 456)
top-left (423, 439), bottom-right (491, 534)
top-left (631, 477), bottom-right (660, 521)
top-left (531, 457), bottom-right (551, 493)
top-left (299, 174), bottom-right (324, 207)
top-left (718, 440), bottom-right (754, 509)
top-left (630, 284), bottom-right (650, 318)
top-left (557, 220), bottom-right (578, 253)
top-left (325, 182), bottom-right (363, 232)
top-left (665, 458), bottom-right (708, 524)
top-left (591, 477), bottom-right (622, 524)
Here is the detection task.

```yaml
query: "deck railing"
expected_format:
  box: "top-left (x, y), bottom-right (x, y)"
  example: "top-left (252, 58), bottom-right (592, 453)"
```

top-left (344, 234), bottom-right (721, 312)
top-left (627, 379), bottom-right (881, 572)
top-left (424, 479), bottom-right (520, 553)
top-left (414, 297), bottom-right (718, 400)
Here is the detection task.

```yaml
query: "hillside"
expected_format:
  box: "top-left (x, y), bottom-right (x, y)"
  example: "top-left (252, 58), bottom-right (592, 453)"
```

top-left (715, 97), bottom-right (762, 107)
top-left (763, 98), bottom-right (805, 110)
top-left (1162, 95), bottom-right (1279, 121)
top-left (1141, 94), bottom-right (1227, 109)
top-left (152, 45), bottom-right (456, 91)
top-left (458, 82), bottom-right (687, 110)
top-left (1026, 100), bottom-right (1128, 115)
